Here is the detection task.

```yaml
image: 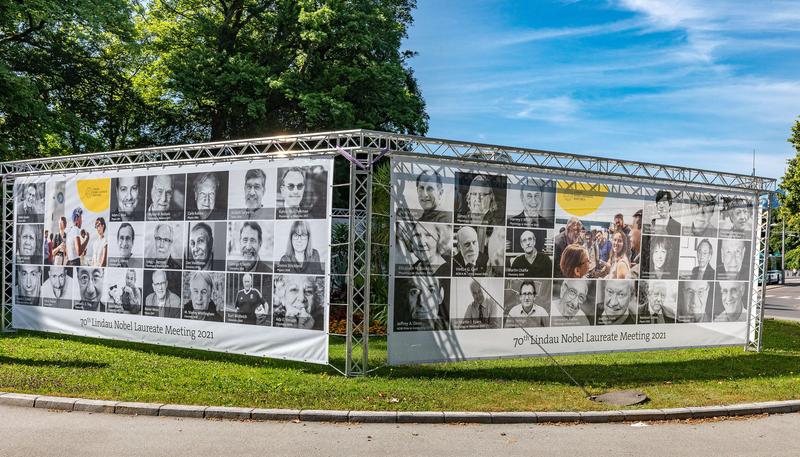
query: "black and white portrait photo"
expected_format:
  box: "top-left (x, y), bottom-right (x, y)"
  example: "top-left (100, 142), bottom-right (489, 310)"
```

top-left (103, 268), bottom-right (144, 315)
top-left (275, 166), bottom-right (328, 220)
top-left (452, 225), bottom-right (504, 277)
top-left (640, 235), bottom-right (680, 280)
top-left (226, 221), bottom-right (273, 273)
top-left (506, 177), bottom-right (555, 228)
top-left (643, 189), bottom-right (682, 235)
top-left (107, 222), bottom-right (144, 268)
top-left (681, 192), bottom-right (718, 237)
top-left (550, 279), bottom-right (594, 327)
top-left (596, 279), bottom-right (638, 325)
top-left (394, 165), bottom-right (453, 223)
top-left (449, 278), bottom-right (504, 330)
top-left (718, 196), bottom-right (755, 239)
top-left (392, 276), bottom-right (450, 332)
top-left (144, 222), bottom-right (184, 269)
top-left (110, 176), bottom-right (145, 222)
top-left (678, 237), bottom-right (716, 280)
top-left (41, 266), bottom-right (75, 309)
top-left (15, 264), bottom-right (42, 306)
top-left (716, 238), bottom-right (751, 281)
top-left (184, 221), bottom-right (226, 271)
top-left (503, 279), bottom-right (552, 328)
top-left (274, 219), bottom-right (327, 275)
top-left (225, 272), bottom-right (272, 326)
top-left (186, 171), bottom-right (229, 221)
top-left (182, 271), bottom-right (225, 321)
top-left (394, 222), bottom-right (452, 277)
top-left (15, 223), bottom-right (43, 265)
top-left (272, 274), bottom-right (325, 330)
top-left (15, 181), bottom-right (45, 223)
top-left (713, 281), bottom-right (748, 322)
top-left (677, 280), bottom-right (713, 323)
top-left (504, 228), bottom-right (553, 278)
top-left (73, 266), bottom-right (105, 312)
top-left (143, 269), bottom-right (183, 319)
top-left (637, 280), bottom-right (678, 324)
top-left (145, 173), bottom-right (186, 221)
top-left (227, 168), bottom-right (275, 220)
top-left (454, 171), bottom-right (506, 226)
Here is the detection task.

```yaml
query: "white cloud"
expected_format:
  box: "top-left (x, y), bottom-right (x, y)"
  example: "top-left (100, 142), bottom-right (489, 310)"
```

top-left (512, 96), bottom-right (581, 123)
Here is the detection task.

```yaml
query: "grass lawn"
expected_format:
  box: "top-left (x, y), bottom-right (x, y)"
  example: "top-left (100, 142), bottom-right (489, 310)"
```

top-left (1, 319), bottom-right (799, 412)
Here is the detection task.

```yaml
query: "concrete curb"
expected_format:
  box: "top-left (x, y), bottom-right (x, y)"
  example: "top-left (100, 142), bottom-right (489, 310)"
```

top-left (1, 392), bottom-right (800, 424)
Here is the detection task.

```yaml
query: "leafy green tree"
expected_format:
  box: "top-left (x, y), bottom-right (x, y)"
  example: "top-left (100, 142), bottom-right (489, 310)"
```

top-left (144, 0), bottom-right (428, 141)
top-left (776, 117), bottom-right (800, 268)
top-left (0, 0), bottom-right (146, 160)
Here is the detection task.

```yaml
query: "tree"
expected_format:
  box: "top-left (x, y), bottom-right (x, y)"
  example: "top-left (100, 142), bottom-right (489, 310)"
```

top-left (144, 0), bottom-right (428, 141)
top-left (776, 117), bottom-right (800, 268)
top-left (0, 0), bottom-right (147, 160)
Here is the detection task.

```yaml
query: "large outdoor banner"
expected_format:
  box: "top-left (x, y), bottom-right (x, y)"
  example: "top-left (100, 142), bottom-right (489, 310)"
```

top-left (388, 157), bottom-right (757, 365)
top-left (12, 157), bottom-right (333, 364)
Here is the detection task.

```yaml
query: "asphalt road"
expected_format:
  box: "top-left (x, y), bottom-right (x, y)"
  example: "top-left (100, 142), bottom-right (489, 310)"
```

top-left (764, 278), bottom-right (800, 322)
top-left (1, 404), bottom-right (799, 457)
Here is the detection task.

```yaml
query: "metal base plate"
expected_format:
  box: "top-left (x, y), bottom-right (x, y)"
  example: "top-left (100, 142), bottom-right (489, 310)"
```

top-left (589, 390), bottom-right (648, 406)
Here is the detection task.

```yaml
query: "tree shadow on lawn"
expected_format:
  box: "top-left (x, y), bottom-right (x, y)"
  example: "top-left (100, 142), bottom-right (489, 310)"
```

top-left (0, 355), bottom-right (108, 369)
top-left (1, 330), bottom-right (333, 374)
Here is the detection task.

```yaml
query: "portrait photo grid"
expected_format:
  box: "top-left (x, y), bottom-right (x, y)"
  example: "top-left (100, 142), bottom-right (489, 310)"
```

top-left (12, 159), bottom-right (332, 333)
top-left (389, 159), bottom-right (758, 333)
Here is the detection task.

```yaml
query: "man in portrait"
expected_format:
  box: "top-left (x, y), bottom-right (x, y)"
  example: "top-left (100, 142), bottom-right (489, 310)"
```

top-left (74, 267), bottom-right (104, 312)
top-left (597, 280), bottom-right (636, 325)
top-left (182, 271), bottom-right (222, 321)
top-left (40, 266), bottom-right (74, 308)
top-left (649, 190), bottom-right (681, 235)
top-left (108, 223), bottom-right (142, 268)
top-left (715, 281), bottom-right (747, 322)
top-left (112, 176), bottom-right (144, 221)
top-left (718, 239), bottom-right (749, 281)
top-left (185, 222), bottom-right (215, 270)
top-left (460, 280), bottom-right (501, 329)
top-left (15, 265), bottom-right (42, 306)
top-left (229, 222), bottom-right (271, 273)
top-left (507, 178), bottom-right (554, 228)
top-left (16, 224), bottom-right (42, 264)
top-left (242, 169), bottom-right (272, 219)
top-left (691, 238), bottom-right (715, 280)
top-left (452, 226), bottom-right (488, 276)
top-left (550, 279), bottom-right (592, 326)
top-left (412, 169), bottom-right (451, 223)
top-left (232, 273), bottom-right (269, 325)
top-left (144, 270), bottom-right (182, 318)
top-left (679, 280), bottom-right (712, 323)
top-left (189, 172), bottom-right (226, 220)
top-left (393, 276), bottom-right (449, 331)
top-left (146, 174), bottom-right (183, 221)
top-left (145, 223), bottom-right (182, 269)
top-left (505, 280), bottom-right (549, 328)
top-left (507, 229), bottom-right (552, 277)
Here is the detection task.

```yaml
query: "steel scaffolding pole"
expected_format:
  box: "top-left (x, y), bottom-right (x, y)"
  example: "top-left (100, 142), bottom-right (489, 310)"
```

top-left (747, 192), bottom-right (772, 352)
top-left (345, 149), bottom-right (373, 376)
top-left (1, 176), bottom-right (15, 333)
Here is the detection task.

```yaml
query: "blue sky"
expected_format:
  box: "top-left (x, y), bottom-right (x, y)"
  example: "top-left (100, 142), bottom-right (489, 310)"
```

top-left (403, 0), bottom-right (800, 181)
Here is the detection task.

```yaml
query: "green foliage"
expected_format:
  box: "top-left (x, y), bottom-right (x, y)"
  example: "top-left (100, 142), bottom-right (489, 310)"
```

top-left (773, 117), bottom-right (800, 263)
top-left (0, 0), bottom-right (147, 160)
top-left (144, 0), bottom-right (427, 141)
top-left (1, 0), bottom-right (428, 158)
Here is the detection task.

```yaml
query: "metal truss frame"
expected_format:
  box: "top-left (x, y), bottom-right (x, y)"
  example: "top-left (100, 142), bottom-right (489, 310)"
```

top-left (0, 129), bottom-right (777, 371)
top-left (746, 192), bottom-right (773, 352)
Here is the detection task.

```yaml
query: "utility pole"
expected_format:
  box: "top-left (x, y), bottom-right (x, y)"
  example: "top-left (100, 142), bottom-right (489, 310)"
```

top-left (782, 219), bottom-right (786, 272)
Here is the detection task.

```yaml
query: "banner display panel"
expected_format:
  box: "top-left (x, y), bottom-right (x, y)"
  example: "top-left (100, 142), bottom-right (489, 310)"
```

top-left (12, 157), bottom-right (333, 365)
top-left (388, 157), bottom-right (757, 365)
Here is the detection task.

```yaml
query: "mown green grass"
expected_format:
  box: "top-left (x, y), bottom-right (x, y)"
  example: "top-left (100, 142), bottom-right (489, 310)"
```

top-left (1, 320), bottom-right (799, 411)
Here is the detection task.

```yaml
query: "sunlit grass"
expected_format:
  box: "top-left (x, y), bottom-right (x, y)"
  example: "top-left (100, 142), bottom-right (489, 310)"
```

top-left (1, 320), bottom-right (799, 411)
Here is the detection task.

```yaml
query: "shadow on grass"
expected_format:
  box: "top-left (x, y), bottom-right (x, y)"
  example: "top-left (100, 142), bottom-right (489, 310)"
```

top-left (1, 330), bottom-right (335, 375)
top-left (381, 352), bottom-right (800, 387)
top-left (0, 355), bottom-right (108, 369)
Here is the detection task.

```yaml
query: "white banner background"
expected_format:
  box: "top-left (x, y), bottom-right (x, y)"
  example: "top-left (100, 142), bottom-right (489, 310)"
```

top-left (12, 157), bottom-right (333, 365)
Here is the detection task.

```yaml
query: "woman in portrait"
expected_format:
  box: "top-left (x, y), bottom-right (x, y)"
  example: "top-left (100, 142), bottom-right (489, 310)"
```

top-left (559, 244), bottom-right (590, 279)
top-left (278, 221), bottom-right (323, 274)
top-left (644, 236), bottom-right (677, 280)
top-left (400, 222), bottom-right (451, 277)
top-left (605, 230), bottom-right (631, 279)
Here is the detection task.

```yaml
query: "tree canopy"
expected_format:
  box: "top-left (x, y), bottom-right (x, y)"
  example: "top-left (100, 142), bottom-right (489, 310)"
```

top-left (0, 0), bottom-right (428, 160)
top-left (774, 117), bottom-right (800, 268)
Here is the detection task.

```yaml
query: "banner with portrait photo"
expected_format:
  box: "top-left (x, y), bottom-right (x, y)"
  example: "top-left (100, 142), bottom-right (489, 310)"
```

top-left (12, 156), bottom-right (334, 365)
top-left (388, 157), bottom-right (758, 365)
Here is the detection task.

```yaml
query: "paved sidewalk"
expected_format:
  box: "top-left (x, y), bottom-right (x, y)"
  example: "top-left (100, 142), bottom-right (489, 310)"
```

top-left (2, 403), bottom-right (800, 457)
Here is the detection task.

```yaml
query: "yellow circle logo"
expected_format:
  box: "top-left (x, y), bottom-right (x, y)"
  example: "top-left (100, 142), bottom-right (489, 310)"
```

top-left (556, 181), bottom-right (608, 216)
top-left (76, 178), bottom-right (111, 213)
